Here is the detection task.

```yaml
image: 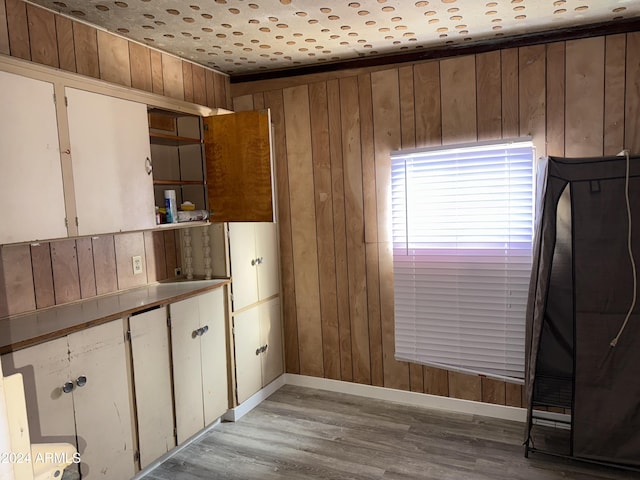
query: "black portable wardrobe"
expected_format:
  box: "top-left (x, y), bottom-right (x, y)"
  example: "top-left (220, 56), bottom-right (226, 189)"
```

top-left (525, 154), bottom-right (640, 469)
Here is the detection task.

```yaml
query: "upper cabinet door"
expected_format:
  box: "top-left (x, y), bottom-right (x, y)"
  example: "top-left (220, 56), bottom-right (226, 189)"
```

top-left (66, 88), bottom-right (155, 236)
top-left (0, 71), bottom-right (67, 244)
top-left (204, 110), bottom-right (274, 223)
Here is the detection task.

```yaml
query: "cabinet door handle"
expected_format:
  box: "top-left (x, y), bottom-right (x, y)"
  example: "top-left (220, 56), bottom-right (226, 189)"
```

top-left (255, 347), bottom-right (261, 356)
top-left (251, 258), bottom-right (257, 266)
top-left (263, 343), bottom-right (268, 352)
top-left (76, 375), bottom-right (87, 388)
top-left (193, 328), bottom-right (203, 337)
top-left (145, 157), bottom-right (153, 175)
top-left (257, 257), bottom-right (264, 265)
top-left (62, 381), bottom-right (74, 394)
top-left (201, 325), bottom-right (209, 334)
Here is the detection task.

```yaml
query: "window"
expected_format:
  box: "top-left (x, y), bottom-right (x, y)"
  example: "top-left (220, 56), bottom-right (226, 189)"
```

top-left (391, 139), bottom-right (534, 382)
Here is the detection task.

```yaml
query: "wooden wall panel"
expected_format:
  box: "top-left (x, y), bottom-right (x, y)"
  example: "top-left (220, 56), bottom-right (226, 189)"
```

top-left (0, 244), bottom-right (35, 317)
top-left (192, 64), bottom-right (207, 106)
top-left (97, 30), bottom-right (131, 87)
top-left (92, 235), bottom-right (118, 296)
top-left (0, 0), bottom-right (9, 55)
top-left (30, 243), bottom-right (55, 309)
top-left (327, 79), bottom-right (352, 382)
top-left (150, 49), bottom-right (164, 95)
top-left (161, 53), bottom-right (184, 100)
top-left (233, 94), bottom-right (253, 112)
top-left (55, 16), bottom-right (76, 73)
top-left (309, 81), bottom-right (340, 381)
top-left (164, 230), bottom-right (178, 278)
top-left (625, 32), bottom-right (640, 154)
top-left (129, 42), bottom-right (152, 92)
top-left (252, 92), bottom-right (265, 110)
top-left (283, 85), bottom-right (324, 377)
top-left (341, 76), bottom-right (370, 385)
top-left (604, 35), bottom-right (626, 156)
top-left (6, 0), bottom-right (29, 60)
top-left (476, 51), bottom-right (502, 141)
top-left (205, 69), bottom-right (216, 108)
top-left (565, 37), bottom-right (605, 157)
top-left (76, 237), bottom-right (97, 299)
top-left (546, 42), bottom-right (565, 157)
top-left (73, 21), bottom-right (99, 78)
top-left (51, 239), bottom-right (81, 305)
top-left (440, 56), bottom-right (477, 144)
top-left (144, 231), bottom-right (167, 283)
top-left (182, 61), bottom-right (194, 103)
top-left (232, 33), bottom-right (638, 406)
top-left (264, 89), bottom-right (300, 374)
top-left (26, 4), bottom-right (58, 68)
top-left (214, 72), bottom-right (226, 108)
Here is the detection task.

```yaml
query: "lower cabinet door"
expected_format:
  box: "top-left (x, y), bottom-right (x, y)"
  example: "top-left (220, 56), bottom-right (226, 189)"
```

top-left (233, 306), bottom-right (263, 404)
top-left (261, 297), bottom-right (284, 387)
top-left (68, 320), bottom-right (136, 480)
top-left (170, 295), bottom-right (204, 444)
top-left (199, 289), bottom-right (229, 425)
top-left (129, 306), bottom-right (176, 469)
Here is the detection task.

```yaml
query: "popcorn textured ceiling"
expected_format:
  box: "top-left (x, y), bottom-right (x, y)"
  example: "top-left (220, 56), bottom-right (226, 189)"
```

top-left (26, 0), bottom-right (640, 76)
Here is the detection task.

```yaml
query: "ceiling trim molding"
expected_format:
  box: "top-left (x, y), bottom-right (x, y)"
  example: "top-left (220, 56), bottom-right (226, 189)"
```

top-left (231, 17), bottom-right (640, 84)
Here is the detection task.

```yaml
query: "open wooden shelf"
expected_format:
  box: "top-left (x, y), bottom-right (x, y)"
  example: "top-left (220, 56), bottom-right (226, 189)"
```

top-left (153, 180), bottom-right (205, 186)
top-left (149, 132), bottom-right (202, 146)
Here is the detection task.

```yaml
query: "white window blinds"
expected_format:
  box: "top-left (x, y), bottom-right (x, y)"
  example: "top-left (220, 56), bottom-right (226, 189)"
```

top-left (391, 139), bottom-right (534, 381)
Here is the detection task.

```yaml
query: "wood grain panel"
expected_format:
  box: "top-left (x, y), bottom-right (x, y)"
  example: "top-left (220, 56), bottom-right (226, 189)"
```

top-left (92, 235), bottom-right (118, 295)
top-left (565, 37), bottom-right (605, 157)
top-left (371, 69), bottom-right (409, 390)
top-left (424, 366), bottom-right (449, 396)
top-left (115, 232), bottom-right (147, 290)
top-left (283, 84), bottom-right (324, 377)
top-left (76, 237), bottom-right (96, 299)
top-left (448, 371), bottom-right (482, 402)
top-left (73, 21), bottom-right (99, 78)
top-left (150, 49), bottom-right (163, 95)
top-left (440, 55), bottom-right (477, 144)
top-left (30, 242), bottom-right (55, 309)
top-left (144, 230), bottom-right (167, 283)
top-left (476, 51), bottom-right (502, 141)
top-left (359, 73), bottom-right (383, 387)
top-left (0, 0), bottom-right (9, 55)
top-left (501, 48), bottom-right (519, 138)
top-left (233, 94), bottom-right (254, 112)
top-left (413, 61), bottom-right (441, 148)
top-left (398, 66), bottom-right (415, 149)
top-left (206, 69), bottom-right (216, 108)
top-left (506, 382), bottom-right (523, 408)
top-left (327, 79), bottom-right (352, 382)
top-left (341, 76), bottom-right (370, 385)
top-left (55, 15), bottom-right (75, 72)
top-left (161, 53), bottom-right (184, 100)
top-left (626, 33), bottom-right (640, 154)
top-left (26, 4), bottom-right (57, 68)
top-left (264, 88), bottom-right (300, 374)
top-left (129, 41), bottom-right (152, 92)
top-left (482, 377), bottom-right (506, 405)
top-left (253, 92), bottom-right (265, 110)
top-left (309, 81), bottom-right (340, 381)
top-left (182, 61), bottom-right (194, 103)
top-left (519, 45), bottom-right (546, 157)
top-left (97, 30), bottom-right (131, 87)
top-left (0, 244), bottom-right (35, 317)
top-left (214, 72), bottom-right (227, 108)
top-left (51, 239), bottom-right (81, 304)
top-left (164, 230), bottom-right (178, 278)
top-left (192, 64), bottom-right (207, 106)
top-left (546, 42), bottom-right (565, 157)
top-left (604, 34), bottom-right (626, 156)
top-left (6, 0), bottom-right (29, 60)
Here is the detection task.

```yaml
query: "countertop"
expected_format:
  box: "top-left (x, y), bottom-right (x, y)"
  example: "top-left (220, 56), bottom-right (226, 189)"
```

top-left (0, 278), bottom-right (230, 354)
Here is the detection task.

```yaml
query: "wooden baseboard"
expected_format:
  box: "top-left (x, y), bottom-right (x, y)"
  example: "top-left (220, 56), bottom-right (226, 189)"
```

top-left (284, 374), bottom-right (527, 423)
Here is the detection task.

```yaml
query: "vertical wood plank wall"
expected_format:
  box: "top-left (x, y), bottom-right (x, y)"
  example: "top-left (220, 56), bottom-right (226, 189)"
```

top-left (0, 0), bottom-right (231, 109)
top-left (0, 0), bottom-right (223, 317)
top-left (232, 32), bottom-right (640, 407)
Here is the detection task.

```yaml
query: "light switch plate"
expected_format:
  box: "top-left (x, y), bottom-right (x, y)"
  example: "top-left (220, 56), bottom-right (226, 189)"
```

top-left (132, 255), bottom-right (143, 275)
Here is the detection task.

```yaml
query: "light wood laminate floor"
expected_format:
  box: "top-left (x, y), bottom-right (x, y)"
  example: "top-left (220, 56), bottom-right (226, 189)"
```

top-left (140, 385), bottom-right (638, 480)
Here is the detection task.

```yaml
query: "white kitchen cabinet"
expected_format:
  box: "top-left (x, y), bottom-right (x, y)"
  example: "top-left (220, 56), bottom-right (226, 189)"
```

top-left (66, 88), bottom-right (156, 235)
top-left (170, 288), bottom-right (228, 444)
top-left (234, 297), bottom-right (283, 404)
top-left (228, 222), bottom-right (280, 311)
top-left (1, 320), bottom-right (135, 480)
top-left (129, 306), bottom-right (175, 469)
top-left (0, 70), bottom-right (67, 244)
